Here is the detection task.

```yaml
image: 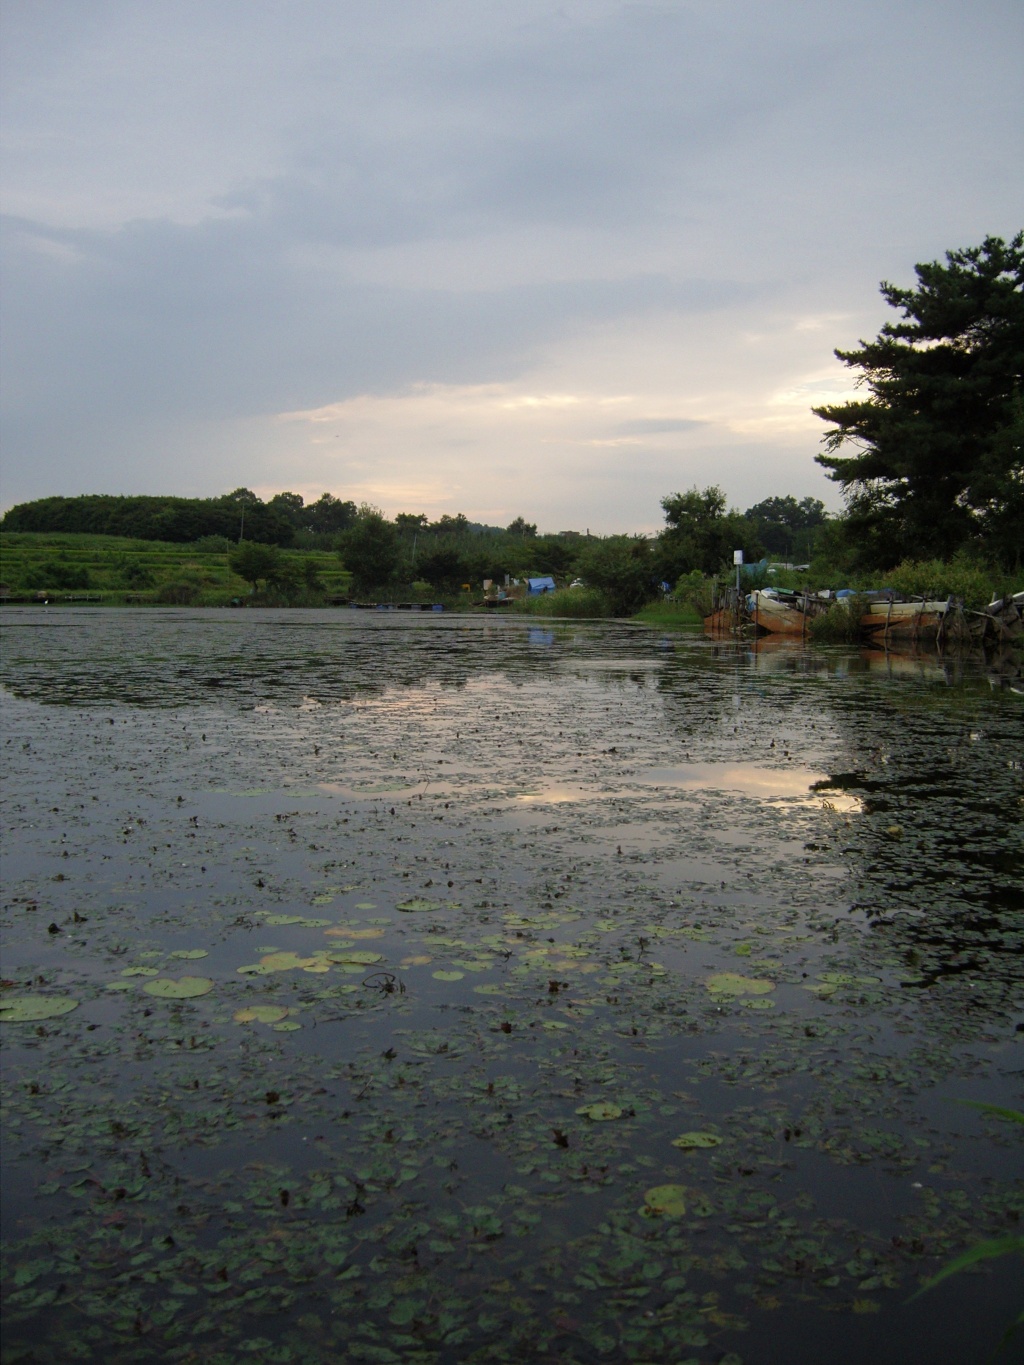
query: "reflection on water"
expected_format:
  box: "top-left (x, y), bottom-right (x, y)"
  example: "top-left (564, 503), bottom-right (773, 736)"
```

top-left (1, 608), bottom-right (1022, 1365)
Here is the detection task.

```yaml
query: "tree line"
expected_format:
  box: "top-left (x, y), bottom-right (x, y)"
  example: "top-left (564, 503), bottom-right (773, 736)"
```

top-left (4, 234), bottom-right (1019, 600)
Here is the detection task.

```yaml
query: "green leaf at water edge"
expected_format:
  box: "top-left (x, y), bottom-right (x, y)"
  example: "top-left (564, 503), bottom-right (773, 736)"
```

top-left (907, 1234), bottom-right (1024, 1299)
top-left (950, 1100), bottom-right (1024, 1125)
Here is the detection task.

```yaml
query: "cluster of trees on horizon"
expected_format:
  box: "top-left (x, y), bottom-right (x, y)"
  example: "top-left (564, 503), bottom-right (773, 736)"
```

top-left (3, 232), bottom-right (1020, 603)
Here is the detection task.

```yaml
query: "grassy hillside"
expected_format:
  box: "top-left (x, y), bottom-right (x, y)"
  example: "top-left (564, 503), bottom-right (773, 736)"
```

top-left (0, 532), bottom-right (351, 605)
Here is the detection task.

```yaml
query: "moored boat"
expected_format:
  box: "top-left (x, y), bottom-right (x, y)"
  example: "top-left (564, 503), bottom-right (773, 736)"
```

top-left (747, 588), bottom-right (832, 636)
top-left (859, 597), bottom-right (954, 641)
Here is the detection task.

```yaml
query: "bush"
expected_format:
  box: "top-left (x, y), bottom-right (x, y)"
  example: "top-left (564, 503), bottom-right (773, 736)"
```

top-left (674, 570), bottom-right (715, 617)
top-left (26, 560), bottom-right (91, 590)
top-left (576, 536), bottom-right (659, 615)
top-left (115, 559), bottom-right (156, 588)
top-left (880, 556), bottom-right (997, 611)
top-left (155, 580), bottom-right (201, 605)
top-left (807, 597), bottom-right (865, 642)
top-left (192, 535), bottom-right (232, 553)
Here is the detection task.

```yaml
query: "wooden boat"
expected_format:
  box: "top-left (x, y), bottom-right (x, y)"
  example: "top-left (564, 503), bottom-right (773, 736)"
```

top-left (747, 589), bottom-right (832, 636)
top-left (859, 598), bottom-right (954, 641)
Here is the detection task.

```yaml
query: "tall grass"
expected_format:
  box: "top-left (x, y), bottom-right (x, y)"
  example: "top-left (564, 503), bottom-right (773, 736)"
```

top-left (807, 597), bottom-right (865, 642)
top-left (513, 588), bottom-right (612, 618)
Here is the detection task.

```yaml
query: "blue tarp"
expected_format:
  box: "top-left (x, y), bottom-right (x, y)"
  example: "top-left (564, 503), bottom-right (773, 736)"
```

top-left (527, 577), bottom-right (557, 595)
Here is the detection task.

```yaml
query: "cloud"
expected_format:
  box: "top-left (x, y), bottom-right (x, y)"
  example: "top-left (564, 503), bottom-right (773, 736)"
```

top-left (1, 0), bottom-right (1021, 524)
top-left (607, 418), bottom-right (709, 437)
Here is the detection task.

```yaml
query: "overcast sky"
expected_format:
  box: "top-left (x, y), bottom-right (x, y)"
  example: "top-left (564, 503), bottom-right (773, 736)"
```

top-left (2, 0), bottom-right (1021, 532)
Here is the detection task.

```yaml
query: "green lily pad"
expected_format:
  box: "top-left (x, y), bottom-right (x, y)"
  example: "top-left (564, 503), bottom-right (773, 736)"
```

top-left (576, 1102), bottom-right (623, 1121)
top-left (262, 914), bottom-right (331, 928)
top-left (121, 966), bottom-right (160, 977)
top-left (0, 995), bottom-right (80, 1022)
top-left (141, 977), bottom-right (214, 999)
top-left (397, 898), bottom-right (441, 913)
top-left (105, 980), bottom-right (137, 992)
top-left (473, 984), bottom-right (506, 995)
top-left (706, 973), bottom-right (775, 997)
top-left (234, 1005), bottom-right (289, 1024)
top-left (272, 1021), bottom-right (303, 1031)
top-left (671, 1131), bottom-right (723, 1150)
top-left (432, 970), bottom-right (465, 981)
top-left (240, 952), bottom-right (320, 975)
top-left (327, 950), bottom-right (383, 965)
top-left (642, 1184), bottom-right (688, 1216)
top-left (169, 949), bottom-right (209, 960)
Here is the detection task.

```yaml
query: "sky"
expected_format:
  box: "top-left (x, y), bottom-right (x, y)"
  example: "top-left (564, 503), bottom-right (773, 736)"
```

top-left (2, 0), bottom-right (1021, 533)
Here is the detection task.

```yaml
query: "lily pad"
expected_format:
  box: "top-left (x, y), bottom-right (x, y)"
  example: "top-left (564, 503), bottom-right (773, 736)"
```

top-left (706, 973), bottom-right (775, 997)
top-left (233, 1005), bottom-right (290, 1024)
top-left (141, 977), bottom-right (214, 999)
top-left (642, 1184), bottom-right (688, 1217)
top-left (397, 898), bottom-right (441, 913)
top-left (272, 1020), bottom-right (303, 1031)
top-left (121, 966), bottom-right (160, 977)
top-left (262, 914), bottom-right (331, 928)
top-left (0, 995), bottom-right (80, 1022)
top-left (327, 950), bottom-right (383, 965)
top-left (169, 949), bottom-right (209, 960)
top-left (671, 1131), bottom-right (723, 1150)
top-left (432, 970), bottom-right (465, 981)
top-left (243, 952), bottom-right (320, 974)
top-left (576, 1102), bottom-right (623, 1122)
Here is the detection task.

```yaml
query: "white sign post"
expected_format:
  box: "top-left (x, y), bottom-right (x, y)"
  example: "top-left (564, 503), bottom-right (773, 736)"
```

top-left (733, 549), bottom-right (743, 595)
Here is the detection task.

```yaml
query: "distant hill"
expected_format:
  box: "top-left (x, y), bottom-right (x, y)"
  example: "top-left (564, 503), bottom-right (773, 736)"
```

top-left (0, 493), bottom-right (295, 545)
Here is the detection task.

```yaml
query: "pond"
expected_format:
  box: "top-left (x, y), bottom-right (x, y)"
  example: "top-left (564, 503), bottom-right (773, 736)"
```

top-left (1, 607), bottom-right (1021, 1365)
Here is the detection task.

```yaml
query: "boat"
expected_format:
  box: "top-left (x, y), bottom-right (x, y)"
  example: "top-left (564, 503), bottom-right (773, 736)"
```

top-left (859, 597), bottom-right (955, 641)
top-left (746, 588), bottom-right (833, 636)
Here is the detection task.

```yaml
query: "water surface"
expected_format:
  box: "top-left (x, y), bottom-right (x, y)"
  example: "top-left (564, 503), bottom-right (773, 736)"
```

top-left (1, 609), bottom-right (1021, 1365)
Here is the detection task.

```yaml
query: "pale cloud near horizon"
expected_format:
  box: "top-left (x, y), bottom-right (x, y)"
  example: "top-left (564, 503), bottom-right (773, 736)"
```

top-left (1, 0), bottom-right (1021, 531)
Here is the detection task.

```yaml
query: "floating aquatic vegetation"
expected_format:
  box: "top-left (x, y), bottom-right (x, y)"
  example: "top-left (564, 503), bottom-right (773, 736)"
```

top-left (642, 1183), bottom-right (689, 1216)
top-left (141, 976), bottom-right (214, 998)
top-left (706, 972), bottom-right (776, 997)
top-left (233, 1005), bottom-right (290, 1024)
top-left (671, 1131), bottom-right (723, 1150)
top-left (576, 1102), bottom-right (624, 1121)
top-left (0, 995), bottom-right (79, 1022)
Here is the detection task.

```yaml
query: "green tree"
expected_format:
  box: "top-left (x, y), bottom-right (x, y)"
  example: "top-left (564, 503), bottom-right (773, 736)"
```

top-left (744, 495), bottom-right (827, 560)
top-left (229, 541), bottom-right (280, 591)
top-left (814, 233), bottom-right (1024, 567)
top-left (507, 516), bottom-right (538, 538)
top-left (657, 486), bottom-right (762, 578)
top-left (303, 493), bottom-right (358, 536)
top-left (576, 536), bottom-right (658, 615)
top-left (339, 507), bottom-right (400, 592)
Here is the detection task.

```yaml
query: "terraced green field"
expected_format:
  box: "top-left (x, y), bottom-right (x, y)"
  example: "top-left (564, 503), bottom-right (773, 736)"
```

top-left (0, 532), bottom-right (351, 605)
